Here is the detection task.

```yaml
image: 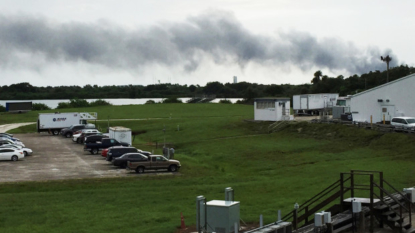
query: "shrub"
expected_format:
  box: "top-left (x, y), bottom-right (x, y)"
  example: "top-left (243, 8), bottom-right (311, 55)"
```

top-left (145, 100), bottom-right (156, 104)
top-left (219, 99), bottom-right (232, 104)
top-left (0, 105), bottom-right (5, 112)
top-left (56, 102), bottom-right (71, 109)
top-left (162, 97), bottom-right (182, 103)
top-left (90, 99), bottom-right (112, 107)
top-left (69, 98), bottom-right (89, 108)
top-left (32, 103), bottom-right (51, 111)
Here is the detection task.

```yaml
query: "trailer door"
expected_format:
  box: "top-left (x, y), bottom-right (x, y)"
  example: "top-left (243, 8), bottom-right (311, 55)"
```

top-left (300, 97), bottom-right (308, 109)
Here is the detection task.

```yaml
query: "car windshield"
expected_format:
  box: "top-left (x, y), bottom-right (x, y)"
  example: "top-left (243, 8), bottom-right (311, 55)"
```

top-left (406, 118), bottom-right (415, 124)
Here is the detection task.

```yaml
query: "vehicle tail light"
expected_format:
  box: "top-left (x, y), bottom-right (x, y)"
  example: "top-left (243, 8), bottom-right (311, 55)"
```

top-left (20, 152), bottom-right (23, 154)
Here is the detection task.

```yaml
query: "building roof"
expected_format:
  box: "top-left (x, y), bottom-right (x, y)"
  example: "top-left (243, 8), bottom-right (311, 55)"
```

top-left (254, 97), bottom-right (290, 102)
top-left (352, 73), bottom-right (415, 97)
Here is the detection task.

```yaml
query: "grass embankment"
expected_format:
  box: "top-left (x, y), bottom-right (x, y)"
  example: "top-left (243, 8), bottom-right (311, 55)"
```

top-left (2, 104), bottom-right (415, 233)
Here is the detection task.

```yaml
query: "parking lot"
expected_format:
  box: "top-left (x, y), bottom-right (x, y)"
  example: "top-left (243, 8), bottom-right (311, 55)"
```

top-left (0, 133), bottom-right (172, 183)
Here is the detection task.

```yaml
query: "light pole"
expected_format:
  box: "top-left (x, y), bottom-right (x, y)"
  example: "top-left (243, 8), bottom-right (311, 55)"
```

top-left (163, 125), bottom-right (166, 147)
top-left (381, 55), bottom-right (392, 83)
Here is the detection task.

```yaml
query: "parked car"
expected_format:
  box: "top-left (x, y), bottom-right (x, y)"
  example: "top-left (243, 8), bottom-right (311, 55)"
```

top-left (0, 139), bottom-right (25, 147)
top-left (0, 145), bottom-right (32, 156)
top-left (79, 132), bottom-right (107, 144)
top-left (127, 155), bottom-right (181, 173)
top-left (84, 138), bottom-right (130, 154)
top-left (391, 117), bottom-right (415, 129)
top-left (106, 147), bottom-right (139, 162)
top-left (112, 153), bottom-right (149, 167)
top-left (72, 129), bottom-right (101, 143)
top-left (60, 124), bottom-right (95, 138)
top-left (84, 134), bottom-right (109, 144)
top-left (0, 148), bottom-right (24, 161)
top-left (0, 133), bottom-right (13, 137)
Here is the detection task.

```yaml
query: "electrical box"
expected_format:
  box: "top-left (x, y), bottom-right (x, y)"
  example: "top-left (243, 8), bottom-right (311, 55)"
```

top-left (352, 201), bottom-right (362, 213)
top-left (314, 212), bottom-right (324, 227)
top-left (206, 200), bottom-right (240, 233)
top-left (324, 212), bottom-right (331, 223)
top-left (404, 188), bottom-right (415, 203)
top-left (109, 126), bottom-right (132, 146)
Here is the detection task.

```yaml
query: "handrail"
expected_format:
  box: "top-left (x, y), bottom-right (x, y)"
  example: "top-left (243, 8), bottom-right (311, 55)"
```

top-left (373, 183), bottom-right (409, 212)
top-left (383, 179), bottom-right (414, 205)
top-left (297, 182), bottom-right (342, 213)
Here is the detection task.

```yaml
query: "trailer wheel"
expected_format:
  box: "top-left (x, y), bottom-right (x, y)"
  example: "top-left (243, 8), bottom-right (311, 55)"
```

top-left (92, 149), bottom-right (98, 155)
top-left (52, 130), bottom-right (59, 135)
top-left (168, 165), bottom-right (178, 172)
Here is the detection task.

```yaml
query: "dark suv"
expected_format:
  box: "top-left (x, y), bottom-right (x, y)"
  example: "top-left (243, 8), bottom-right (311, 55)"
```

top-left (84, 134), bottom-right (109, 144)
top-left (106, 147), bottom-right (138, 161)
top-left (61, 124), bottom-right (95, 138)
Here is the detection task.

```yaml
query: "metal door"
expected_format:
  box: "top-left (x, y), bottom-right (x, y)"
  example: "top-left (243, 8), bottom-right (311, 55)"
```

top-left (300, 97), bottom-right (308, 109)
top-left (380, 105), bottom-right (395, 122)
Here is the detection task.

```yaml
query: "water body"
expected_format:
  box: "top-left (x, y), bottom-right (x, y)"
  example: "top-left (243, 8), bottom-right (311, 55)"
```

top-left (0, 98), bottom-right (243, 109)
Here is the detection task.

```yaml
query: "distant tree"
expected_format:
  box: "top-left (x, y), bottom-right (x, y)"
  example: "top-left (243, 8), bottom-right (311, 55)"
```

top-left (145, 100), bottom-right (156, 104)
top-left (162, 97), bottom-right (182, 103)
top-left (0, 105), bottom-right (5, 112)
top-left (219, 99), bottom-right (232, 104)
top-left (89, 99), bottom-right (112, 107)
top-left (69, 98), bottom-right (89, 108)
top-left (56, 102), bottom-right (71, 109)
top-left (311, 70), bottom-right (322, 84)
top-left (32, 103), bottom-right (51, 111)
top-left (203, 82), bottom-right (224, 95)
top-left (189, 85), bottom-right (197, 93)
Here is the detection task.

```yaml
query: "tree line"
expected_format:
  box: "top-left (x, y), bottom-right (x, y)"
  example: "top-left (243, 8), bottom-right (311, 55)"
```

top-left (1, 65), bottom-right (413, 101)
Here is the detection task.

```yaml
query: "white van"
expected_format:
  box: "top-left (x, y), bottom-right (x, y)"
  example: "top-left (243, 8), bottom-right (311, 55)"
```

top-left (391, 117), bottom-right (415, 129)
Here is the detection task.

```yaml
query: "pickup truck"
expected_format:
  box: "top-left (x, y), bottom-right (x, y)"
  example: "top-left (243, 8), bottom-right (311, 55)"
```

top-left (84, 138), bottom-right (130, 154)
top-left (127, 155), bottom-right (181, 173)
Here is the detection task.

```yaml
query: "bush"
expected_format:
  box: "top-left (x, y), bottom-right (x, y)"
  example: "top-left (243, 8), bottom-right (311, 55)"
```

top-left (69, 98), bottom-right (89, 108)
top-left (56, 102), bottom-right (71, 109)
top-left (0, 105), bottom-right (5, 112)
top-left (90, 99), bottom-right (112, 107)
top-left (32, 103), bottom-right (51, 111)
top-left (219, 99), bottom-right (232, 104)
top-left (145, 100), bottom-right (156, 104)
top-left (162, 97), bottom-right (182, 103)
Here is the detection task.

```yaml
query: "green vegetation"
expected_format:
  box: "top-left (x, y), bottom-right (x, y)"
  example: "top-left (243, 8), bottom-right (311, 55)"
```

top-left (1, 65), bottom-right (414, 101)
top-left (32, 103), bottom-right (51, 111)
top-left (56, 98), bottom-right (112, 109)
top-left (2, 104), bottom-right (415, 233)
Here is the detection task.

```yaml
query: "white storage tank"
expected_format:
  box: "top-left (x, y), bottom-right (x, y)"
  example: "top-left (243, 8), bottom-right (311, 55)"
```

top-left (109, 126), bottom-right (132, 146)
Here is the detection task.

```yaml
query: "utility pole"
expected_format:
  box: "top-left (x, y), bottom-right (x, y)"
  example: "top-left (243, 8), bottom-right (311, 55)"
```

top-left (380, 55), bottom-right (392, 83)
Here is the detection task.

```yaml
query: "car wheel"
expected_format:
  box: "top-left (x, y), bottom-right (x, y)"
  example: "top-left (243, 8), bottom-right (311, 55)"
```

top-left (65, 133), bottom-right (71, 138)
top-left (89, 151), bottom-right (94, 155)
top-left (24, 151), bottom-right (28, 156)
top-left (11, 155), bottom-right (18, 161)
top-left (92, 149), bottom-right (98, 155)
top-left (136, 166), bottom-right (145, 174)
top-left (169, 165), bottom-right (178, 172)
top-left (52, 130), bottom-right (59, 135)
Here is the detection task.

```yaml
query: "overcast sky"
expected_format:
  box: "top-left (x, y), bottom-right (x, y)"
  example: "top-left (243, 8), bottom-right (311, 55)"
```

top-left (0, 0), bottom-right (412, 87)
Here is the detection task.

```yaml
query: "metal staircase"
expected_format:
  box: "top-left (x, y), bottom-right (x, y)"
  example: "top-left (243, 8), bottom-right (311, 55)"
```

top-left (80, 112), bottom-right (97, 120)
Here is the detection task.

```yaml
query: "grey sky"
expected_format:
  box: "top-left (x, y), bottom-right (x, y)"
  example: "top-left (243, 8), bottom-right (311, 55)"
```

top-left (0, 1), bottom-right (412, 87)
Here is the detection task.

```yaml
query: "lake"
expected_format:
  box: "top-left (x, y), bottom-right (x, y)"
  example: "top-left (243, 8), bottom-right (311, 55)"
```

top-left (0, 98), bottom-right (243, 109)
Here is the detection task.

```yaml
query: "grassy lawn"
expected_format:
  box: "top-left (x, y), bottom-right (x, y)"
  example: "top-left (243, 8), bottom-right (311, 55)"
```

top-left (2, 104), bottom-right (415, 233)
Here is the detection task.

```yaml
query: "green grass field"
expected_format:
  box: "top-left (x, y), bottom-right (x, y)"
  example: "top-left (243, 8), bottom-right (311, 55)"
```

top-left (2, 104), bottom-right (415, 233)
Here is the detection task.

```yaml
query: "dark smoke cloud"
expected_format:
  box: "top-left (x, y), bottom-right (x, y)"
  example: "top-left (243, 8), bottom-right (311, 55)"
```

top-left (0, 11), bottom-right (397, 74)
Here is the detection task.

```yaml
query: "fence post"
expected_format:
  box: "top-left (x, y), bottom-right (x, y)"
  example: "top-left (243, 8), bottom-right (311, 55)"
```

top-left (379, 172), bottom-right (383, 228)
top-left (340, 173), bottom-right (344, 212)
top-left (351, 171), bottom-right (354, 198)
top-left (370, 174), bottom-right (374, 233)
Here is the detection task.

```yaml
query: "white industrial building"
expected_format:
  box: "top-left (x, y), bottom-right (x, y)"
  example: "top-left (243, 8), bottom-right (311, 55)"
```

top-left (351, 73), bottom-right (415, 123)
top-left (254, 98), bottom-right (293, 121)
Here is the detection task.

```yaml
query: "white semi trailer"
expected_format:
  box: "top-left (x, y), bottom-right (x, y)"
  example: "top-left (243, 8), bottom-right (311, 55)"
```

top-left (37, 112), bottom-right (97, 135)
top-left (293, 93), bottom-right (339, 115)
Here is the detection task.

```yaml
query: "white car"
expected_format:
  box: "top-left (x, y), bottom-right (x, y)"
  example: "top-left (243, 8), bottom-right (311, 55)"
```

top-left (0, 145), bottom-right (32, 156)
top-left (391, 117), bottom-right (415, 129)
top-left (0, 137), bottom-right (25, 147)
top-left (0, 148), bottom-right (24, 161)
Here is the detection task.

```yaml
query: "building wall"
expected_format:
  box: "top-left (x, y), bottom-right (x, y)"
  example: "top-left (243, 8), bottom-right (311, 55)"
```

top-left (351, 74), bottom-right (415, 122)
top-left (254, 100), bottom-right (291, 121)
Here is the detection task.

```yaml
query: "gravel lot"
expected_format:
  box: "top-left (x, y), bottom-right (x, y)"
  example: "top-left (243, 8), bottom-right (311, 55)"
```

top-left (0, 133), bottom-right (170, 183)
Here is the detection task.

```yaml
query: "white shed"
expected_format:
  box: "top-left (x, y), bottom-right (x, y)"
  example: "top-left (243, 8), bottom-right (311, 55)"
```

top-left (254, 98), bottom-right (293, 121)
top-left (351, 73), bottom-right (415, 123)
